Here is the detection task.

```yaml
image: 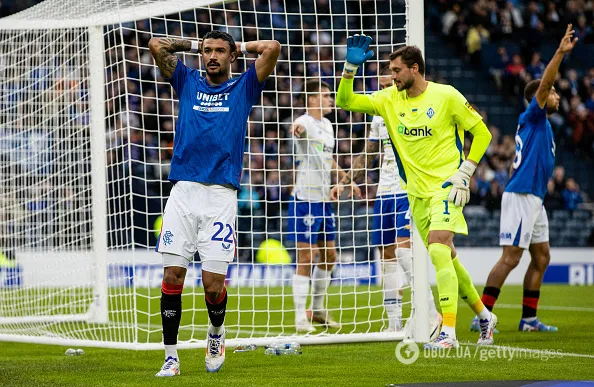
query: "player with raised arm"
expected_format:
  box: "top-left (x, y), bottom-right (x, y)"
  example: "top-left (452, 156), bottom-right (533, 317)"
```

top-left (336, 35), bottom-right (496, 349)
top-left (471, 25), bottom-right (578, 333)
top-left (288, 79), bottom-right (361, 333)
top-left (149, 31), bottom-right (280, 375)
top-left (330, 66), bottom-right (442, 336)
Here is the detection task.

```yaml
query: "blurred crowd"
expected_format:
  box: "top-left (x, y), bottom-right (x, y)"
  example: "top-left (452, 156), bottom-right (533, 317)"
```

top-left (461, 112), bottom-right (587, 212)
top-left (437, 0), bottom-right (594, 159)
top-left (101, 0), bottom-right (402, 251)
top-left (0, 0), bottom-right (590, 254)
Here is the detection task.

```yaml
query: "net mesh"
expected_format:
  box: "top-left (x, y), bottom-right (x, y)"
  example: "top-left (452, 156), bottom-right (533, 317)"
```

top-left (0, 0), bottom-right (416, 348)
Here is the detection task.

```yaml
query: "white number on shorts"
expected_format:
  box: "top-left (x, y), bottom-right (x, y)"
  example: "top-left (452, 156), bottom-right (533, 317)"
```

top-left (212, 222), bottom-right (234, 243)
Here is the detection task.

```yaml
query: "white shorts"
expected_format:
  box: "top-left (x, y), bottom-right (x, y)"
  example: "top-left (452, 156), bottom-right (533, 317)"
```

top-left (499, 192), bottom-right (549, 249)
top-left (157, 181), bottom-right (237, 267)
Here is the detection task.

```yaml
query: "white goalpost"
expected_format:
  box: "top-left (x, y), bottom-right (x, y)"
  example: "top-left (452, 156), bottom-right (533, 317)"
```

top-left (0, 0), bottom-right (428, 349)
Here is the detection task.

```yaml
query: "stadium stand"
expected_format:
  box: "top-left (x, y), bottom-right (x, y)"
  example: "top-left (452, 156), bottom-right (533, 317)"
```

top-left (3, 0), bottom-right (593, 261)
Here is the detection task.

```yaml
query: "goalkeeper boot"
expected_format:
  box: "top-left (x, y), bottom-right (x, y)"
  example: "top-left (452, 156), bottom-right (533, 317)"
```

top-left (306, 309), bottom-right (340, 329)
top-left (477, 312), bottom-right (498, 345)
top-left (295, 318), bottom-right (316, 334)
top-left (155, 356), bottom-right (180, 377)
top-left (430, 313), bottom-right (443, 341)
top-left (423, 332), bottom-right (459, 350)
top-left (205, 324), bottom-right (225, 373)
top-left (519, 317), bottom-right (558, 332)
top-left (471, 316), bottom-right (499, 333)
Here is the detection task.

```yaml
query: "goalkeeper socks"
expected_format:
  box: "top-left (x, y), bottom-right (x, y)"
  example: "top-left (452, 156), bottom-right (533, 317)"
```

top-left (161, 281), bottom-right (183, 350)
top-left (311, 266), bottom-right (332, 312)
top-left (292, 274), bottom-right (310, 321)
top-left (205, 287), bottom-right (227, 328)
top-left (382, 260), bottom-right (403, 329)
top-left (481, 286), bottom-right (501, 312)
top-left (397, 248), bottom-right (439, 319)
top-left (428, 243), bottom-right (458, 332)
top-left (522, 289), bottom-right (540, 319)
top-left (452, 256), bottom-right (490, 320)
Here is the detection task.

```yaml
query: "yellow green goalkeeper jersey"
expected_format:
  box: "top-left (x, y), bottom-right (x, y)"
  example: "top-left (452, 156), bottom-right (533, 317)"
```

top-left (337, 79), bottom-right (486, 198)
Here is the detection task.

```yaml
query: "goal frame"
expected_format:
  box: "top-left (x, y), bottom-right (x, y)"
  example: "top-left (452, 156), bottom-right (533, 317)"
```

top-left (0, 0), bottom-right (427, 349)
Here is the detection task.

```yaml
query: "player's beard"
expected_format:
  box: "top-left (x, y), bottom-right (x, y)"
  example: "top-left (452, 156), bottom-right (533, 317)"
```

top-left (397, 77), bottom-right (414, 91)
top-left (205, 62), bottom-right (229, 78)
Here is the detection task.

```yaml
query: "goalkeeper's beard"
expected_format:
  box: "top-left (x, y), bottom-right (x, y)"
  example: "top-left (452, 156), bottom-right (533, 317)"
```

top-left (396, 78), bottom-right (414, 92)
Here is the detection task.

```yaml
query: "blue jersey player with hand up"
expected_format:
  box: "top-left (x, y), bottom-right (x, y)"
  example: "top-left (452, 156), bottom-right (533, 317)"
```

top-left (472, 25), bottom-right (578, 333)
top-left (149, 31), bottom-right (280, 376)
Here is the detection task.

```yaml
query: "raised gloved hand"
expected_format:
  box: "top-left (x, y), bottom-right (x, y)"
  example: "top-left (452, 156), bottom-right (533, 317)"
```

top-left (441, 160), bottom-right (477, 207)
top-left (344, 34), bottom-right (374, 75)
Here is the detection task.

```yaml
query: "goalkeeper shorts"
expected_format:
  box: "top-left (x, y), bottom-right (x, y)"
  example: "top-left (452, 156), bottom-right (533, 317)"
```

top-left (408, 187), bottom-right (468, 247)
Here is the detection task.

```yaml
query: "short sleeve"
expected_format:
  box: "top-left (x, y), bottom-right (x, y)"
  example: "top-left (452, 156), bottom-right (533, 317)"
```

top-left (167, 60), bottom-right (189, 96)
top-left (292, 115), bottom-right (310, 138)
top-left (244, 63), bottom-right (267, 104)
top-left (448, 86), bottom-right (483, 130)
top-left (523, 96), bottom-right (547, 124)
top-left (368, 117), bottom-right (381, 141)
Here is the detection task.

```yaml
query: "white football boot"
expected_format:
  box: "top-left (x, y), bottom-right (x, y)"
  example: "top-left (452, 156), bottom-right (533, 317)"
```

top-left (295, 318), bottom-right (316, 333)
top-left (205, 324), bottom-right (225, 373)
top-left (155, 356), bottom-right (180, 377)
top-left (477, 312), bottom-right (498, 345)
top-left (423, 332), bottom-right (460, 349)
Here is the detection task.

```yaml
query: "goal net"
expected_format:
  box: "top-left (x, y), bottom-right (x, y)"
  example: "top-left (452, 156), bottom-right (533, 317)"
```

top-left (0, 0), bottom-right (429, 349)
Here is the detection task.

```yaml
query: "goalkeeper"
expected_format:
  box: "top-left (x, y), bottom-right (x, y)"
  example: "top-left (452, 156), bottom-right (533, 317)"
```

top-left (336, 35), bottom-right (496, 349)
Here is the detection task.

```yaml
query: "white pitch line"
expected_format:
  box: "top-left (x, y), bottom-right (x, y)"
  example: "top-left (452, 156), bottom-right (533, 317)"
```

top-left (462, 342), bottom-right (594, 359)
top-left (494, 304), bottom-right (594, 313)
top-left (133, 322), bottom-right (284, 336)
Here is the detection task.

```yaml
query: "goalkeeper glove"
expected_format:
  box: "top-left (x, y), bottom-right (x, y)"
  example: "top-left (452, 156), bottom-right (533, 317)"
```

top-left (344, 34), bottom-right (374, 76)
top-left (441, 160), bottom-right (477, 207)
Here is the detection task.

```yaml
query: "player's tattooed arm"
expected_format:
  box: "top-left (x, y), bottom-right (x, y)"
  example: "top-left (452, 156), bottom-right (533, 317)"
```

top-left (332, 159), bottom-right (362, 199)
top-left (341, 139), bottom-right (379, 185)
top-left (148, 37), bottom-right (193, 79)
top-left (330, 140), bottom-right (376, 200)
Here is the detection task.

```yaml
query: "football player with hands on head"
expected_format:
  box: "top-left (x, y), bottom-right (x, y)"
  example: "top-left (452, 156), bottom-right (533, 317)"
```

top-left (149, 31), bottom-right (280, 375)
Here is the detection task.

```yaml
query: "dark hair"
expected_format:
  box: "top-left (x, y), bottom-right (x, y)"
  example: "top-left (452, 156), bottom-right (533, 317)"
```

top-left (524, 79), bottom-right (541, 102)
top-left (388, 45), bottom-right (425, 76)
top-left (202, 30), bottom-right (236, 53)
top-left (379, 64), bottom-right (391, 76)
top-left (303, 80), bottom-right (331, 105)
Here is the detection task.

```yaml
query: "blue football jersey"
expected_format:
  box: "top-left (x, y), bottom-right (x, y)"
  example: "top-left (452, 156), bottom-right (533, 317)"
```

top-left (167, 60), bottom-right (266, 189)
top-left (505, 97), bottom-right (556, 199)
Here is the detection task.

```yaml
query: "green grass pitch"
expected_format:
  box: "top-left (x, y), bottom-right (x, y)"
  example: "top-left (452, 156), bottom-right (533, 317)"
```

top-left (1, 285), bottom-right (593, 386)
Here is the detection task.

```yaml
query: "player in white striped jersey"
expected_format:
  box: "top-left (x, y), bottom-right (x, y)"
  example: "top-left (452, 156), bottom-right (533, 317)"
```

top-left (331, 66), bottom-right (441, 335)
top-left (288, 80), bottom-right (361, 333)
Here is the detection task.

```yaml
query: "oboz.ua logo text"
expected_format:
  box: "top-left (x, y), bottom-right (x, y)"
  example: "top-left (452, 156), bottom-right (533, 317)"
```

top-left (397, 125), bottom-right (433, 137)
